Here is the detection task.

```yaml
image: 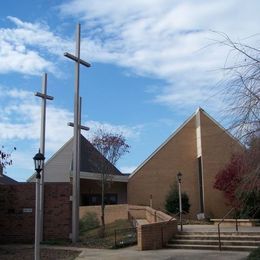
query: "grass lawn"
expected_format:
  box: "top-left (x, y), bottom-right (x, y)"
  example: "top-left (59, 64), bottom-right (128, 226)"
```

top-left (79, 219), bottom-right (136, 249)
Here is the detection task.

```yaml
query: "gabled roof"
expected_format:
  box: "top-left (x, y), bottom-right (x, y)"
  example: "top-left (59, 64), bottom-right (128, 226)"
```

top-left (129, 107), bottom-right (241, 179)
top-left (80, 135), bottom-right (123, 175)
top-left (27, 134), bottom-right (123, 182)
top-left (0, 174), bottom-right (18, 185)
top-left (129, 110), bottom-right (196, 179)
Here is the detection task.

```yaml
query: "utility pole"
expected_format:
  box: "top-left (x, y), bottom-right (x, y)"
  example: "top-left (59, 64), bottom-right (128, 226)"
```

top-left (35, 73), bottom-right (54, 243)
top-left (64, 24), bottom-right (91, 242)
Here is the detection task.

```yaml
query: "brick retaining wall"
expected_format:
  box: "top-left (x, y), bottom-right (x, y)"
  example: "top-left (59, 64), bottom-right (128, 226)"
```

top-left (80, 204), bottom-right (128, 224)
top-left (137, 220), bottom-right (177, 250)
top-left (128, 205), bottom-right (177, 250)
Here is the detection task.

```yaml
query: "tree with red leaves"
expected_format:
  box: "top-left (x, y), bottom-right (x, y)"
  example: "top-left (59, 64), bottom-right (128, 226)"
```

top-left (214, 154), bottom-right (245, 208)
top-left (91, 129), bottom-right (130, 236)
top-left (214, 137), bottom-right (260, 218)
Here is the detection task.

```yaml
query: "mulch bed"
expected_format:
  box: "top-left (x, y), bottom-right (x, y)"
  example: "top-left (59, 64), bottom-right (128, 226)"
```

top-left (0, 247), bottom-right (80, 260)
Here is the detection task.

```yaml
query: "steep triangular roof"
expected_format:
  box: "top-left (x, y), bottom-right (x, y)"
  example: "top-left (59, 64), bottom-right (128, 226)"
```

top-left (27, 134), bottom-right (122, 182)
top-left (129, 108), bottom-right (241, 179)
top-left (80, 135), bottom-right (123, 175)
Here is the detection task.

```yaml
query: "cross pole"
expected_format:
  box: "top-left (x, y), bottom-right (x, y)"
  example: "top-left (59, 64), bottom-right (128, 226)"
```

top-left (64, 24), bottom-right (91, 243)
top-left (68, 97), bottom-right (90, 223)
top-left (34, 73), bottom-right (54, 258)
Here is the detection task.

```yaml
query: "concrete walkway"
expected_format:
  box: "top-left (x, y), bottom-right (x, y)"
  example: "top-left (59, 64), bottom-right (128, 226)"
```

top-left (75, 224), bottom-right (259, 259)
top-left (75, 246), bottom-right (249, 260)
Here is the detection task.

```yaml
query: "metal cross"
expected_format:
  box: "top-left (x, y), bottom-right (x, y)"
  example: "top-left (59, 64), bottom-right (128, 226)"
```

top-left (34, 73), bottom-right (54, 259)
top-left (68, 96), bottom-right (90, 218)
top-left (64, 23), bottom-right (91, 243)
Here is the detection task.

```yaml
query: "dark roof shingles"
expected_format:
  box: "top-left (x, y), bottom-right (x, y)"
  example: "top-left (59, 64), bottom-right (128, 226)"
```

top-left (80, 136), bottom-right (123, 176)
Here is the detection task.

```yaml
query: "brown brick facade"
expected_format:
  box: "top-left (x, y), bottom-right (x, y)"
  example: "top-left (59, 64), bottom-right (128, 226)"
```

top-left (199, 112), bottom-right (242, 217)
top-left (0, 183), bottom-right (71, 243)
top-left (128, 109), bottom-right (242, 219)
top-left (128, 117), bottom-right (201, 217)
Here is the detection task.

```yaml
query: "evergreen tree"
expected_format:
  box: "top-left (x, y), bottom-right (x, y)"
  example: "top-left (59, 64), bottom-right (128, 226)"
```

top-left (165, 184), bottom-right (190, 214)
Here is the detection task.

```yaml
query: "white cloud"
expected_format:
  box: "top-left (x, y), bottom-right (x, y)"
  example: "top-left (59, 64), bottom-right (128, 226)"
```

top-left (0, 16), bottom-right (72, 75)
top-left (85, 120), bottom-right (142, 140)
top-left (0, 87), bottom-right (141, 170)
top-left (119, 165), bottom-right (137, 174)
top-left (0, 39), bottom-right (55, 75)
top-left (59, 0), bottom-right (260, 110)
top-left (0, 86), bottom-right (73, 149)
top-left (1, 1), bottom-right (259, 110)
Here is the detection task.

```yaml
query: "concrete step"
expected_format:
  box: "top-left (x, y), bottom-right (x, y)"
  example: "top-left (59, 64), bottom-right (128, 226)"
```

top-left (167, 244), bottom-right (258, 251)
top-left (135, 219), bottom-right (149, 226)
top-left (174, 234), bottom-right (260, 241)
top-left (179, 231), bottom-right (260, 236)
top-left (171, 239), bottom-right (260, 246)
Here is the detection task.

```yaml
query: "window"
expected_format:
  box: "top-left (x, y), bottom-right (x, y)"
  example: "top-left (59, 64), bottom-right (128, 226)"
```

top-left (80, 193), bottom-right (118, 206)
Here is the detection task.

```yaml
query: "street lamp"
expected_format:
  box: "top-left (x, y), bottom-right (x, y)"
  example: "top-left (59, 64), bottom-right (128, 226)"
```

top-left (33, 150), bottom-right (45, 260)
top-left (177, 172), bottom-right (183, 231)
top-left (33, 150), bottom-right (45, 178)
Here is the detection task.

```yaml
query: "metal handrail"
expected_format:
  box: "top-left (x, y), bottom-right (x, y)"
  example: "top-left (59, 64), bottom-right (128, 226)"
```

top-left (217, 207), bottom-right (238, 251)
top-left (162, 209), bottom-right (190, 233)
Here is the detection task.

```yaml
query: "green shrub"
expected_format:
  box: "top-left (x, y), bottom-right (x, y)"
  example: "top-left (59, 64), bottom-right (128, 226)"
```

top-left (79, 212), bottom-right (100, 234)
top-left (165, 184), bottom-right (190, 214)
top-left (248, 246), bottom-right (260, 260)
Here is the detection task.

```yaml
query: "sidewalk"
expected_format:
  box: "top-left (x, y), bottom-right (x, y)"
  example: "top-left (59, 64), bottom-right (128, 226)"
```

top-left (75, 246), bottom-right (249, 260)
top-left (75, 224), bottom-right (258, 259)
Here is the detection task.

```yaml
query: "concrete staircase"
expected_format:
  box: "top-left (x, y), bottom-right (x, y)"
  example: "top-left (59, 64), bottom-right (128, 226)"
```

top-left (167, 231), bottom-right (260, 251)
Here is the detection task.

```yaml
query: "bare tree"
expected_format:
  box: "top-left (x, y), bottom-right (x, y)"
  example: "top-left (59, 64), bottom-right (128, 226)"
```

top-left (217, 32), bottom-right (260, 142)
top-left (91, 129), bottom-right (130, 236)
top-left (0, 146), bottom-right (16, 175)
top-left (214, 33), bottom-right (260, 214)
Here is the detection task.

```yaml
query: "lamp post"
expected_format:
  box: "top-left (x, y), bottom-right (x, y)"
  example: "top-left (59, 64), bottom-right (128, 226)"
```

top-left (35, 73), bottom-right (54, 242)
top-left (33, 150), bottom-right (45, 260)
top-left (177, 172), bottom-right (183, 232)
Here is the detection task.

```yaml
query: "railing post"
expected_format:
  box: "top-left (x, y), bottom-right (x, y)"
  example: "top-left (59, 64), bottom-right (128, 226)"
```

top-left (114, 229), bottom-right (117, 248)
top-left (235, 209), bottom-right (238, 232)
top-left (235, 217), bottom-right (238, 232)
top-left (161, 226), bottom-right (164, 247)
top-left (218, 224), bottom-right (222, 251)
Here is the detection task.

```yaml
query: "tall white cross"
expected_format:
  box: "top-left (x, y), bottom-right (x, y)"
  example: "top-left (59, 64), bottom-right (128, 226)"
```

top-left (34, 73), bottom-right (54, 258)
top-left (68, 96), bottom-right (90, 221)
top-left (64, 24), bottom-right (91, 242)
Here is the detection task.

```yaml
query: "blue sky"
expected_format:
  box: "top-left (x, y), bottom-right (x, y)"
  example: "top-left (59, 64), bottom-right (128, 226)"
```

top-left (1, 0), bottom-right (259, 181)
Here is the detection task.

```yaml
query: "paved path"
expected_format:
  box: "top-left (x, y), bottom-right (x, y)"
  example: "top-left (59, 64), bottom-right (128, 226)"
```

top-left (75, 224), bottom-right (259, 259)
top-left (75, 246), bottom-right (249, 260)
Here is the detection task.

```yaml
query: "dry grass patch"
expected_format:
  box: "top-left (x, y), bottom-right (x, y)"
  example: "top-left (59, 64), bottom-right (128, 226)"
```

top-left (79, 219), bottom-right (135, 248)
